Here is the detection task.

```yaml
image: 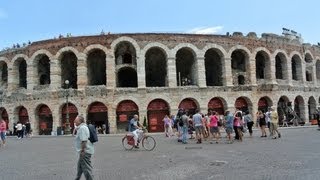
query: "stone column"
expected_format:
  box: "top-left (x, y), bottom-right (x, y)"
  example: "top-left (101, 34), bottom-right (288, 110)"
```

top-left (107, 104), bottom-right (117, 134)
top-left (223, 58), bottom-right (233, 87)
top-left (301, 62), bottom-right (306, 86)
top-left (269, 57), bottom-right (277, 84)
top-left (249, 58), bottom-right (257, 86)
top-left (77, 57), bottom-right (87, 89)
top-left (139, 109), bottom-right (147, 127)
top-left (51, 107), bottom-right (59, 136)
top-left (304, 104), bottom-right (310, 125)
top-left (50, 60), bottom-right (61, 89)
top-left (136, 53), bottom-right (146, 89)
top-left (312, 64), bottom-right (317, 86)
top-left (287, 60), bottom-right (293, 86)
top-left (197, 56), bottom-right (207, 88)
top-left (7, 65), bottom-right (17, 92)
top-left (106, 51), bottom-right (116, 89)
top-left (167, 57), bottom-right (177, 88)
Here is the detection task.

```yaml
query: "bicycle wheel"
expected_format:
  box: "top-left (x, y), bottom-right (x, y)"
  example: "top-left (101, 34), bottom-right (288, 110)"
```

top-left (122, 136), bottom-right (134, 150)
top-left (142, 136), bottom-right (156, 151)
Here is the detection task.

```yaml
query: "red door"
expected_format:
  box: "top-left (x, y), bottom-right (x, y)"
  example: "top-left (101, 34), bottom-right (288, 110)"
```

top-left (116, 100), bottom-right (139, 132)
top-left (62, 103), bottom-right (78, 131)
top-left (208, 98), bottom-right (224, 115)
top-left (147, 99), bottom-right (169, 132)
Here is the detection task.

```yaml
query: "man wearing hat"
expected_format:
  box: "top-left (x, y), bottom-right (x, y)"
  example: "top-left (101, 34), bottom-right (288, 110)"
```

top-left (270, 106), bottom-right (281, 139)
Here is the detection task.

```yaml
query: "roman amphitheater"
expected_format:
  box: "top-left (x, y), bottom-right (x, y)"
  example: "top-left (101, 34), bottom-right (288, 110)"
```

top-left (0, 32), bottom-right (319, 135)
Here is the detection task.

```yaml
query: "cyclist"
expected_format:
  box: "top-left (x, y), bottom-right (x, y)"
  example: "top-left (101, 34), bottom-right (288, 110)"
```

top-left (129, 114), bottom-right (143, 148)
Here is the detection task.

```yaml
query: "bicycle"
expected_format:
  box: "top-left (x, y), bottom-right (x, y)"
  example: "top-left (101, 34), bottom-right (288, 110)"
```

top-left (122, 128), bottom-right (156, 151)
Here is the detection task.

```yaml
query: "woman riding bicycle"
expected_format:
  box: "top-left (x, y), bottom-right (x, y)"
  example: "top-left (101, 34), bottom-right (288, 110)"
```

top-left (129, 114), bottom-right (144, 149)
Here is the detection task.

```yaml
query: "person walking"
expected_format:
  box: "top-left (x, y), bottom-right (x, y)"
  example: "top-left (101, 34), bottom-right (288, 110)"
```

top-left (224, 111), bottom-right (234, 144)
top-left (0, 119), bottom-right (7, 147)
top-left (258, 110), bottom-right (267, 137)
top-left (192, 109), bottom-right (204, 144)
top-left (74, 115), bottom-right (94, 180)
top-left (270, 107), bottom-right (281, 139)
top-left (163, 115), bottom-right (173, 137)
top-left (181, 111), bottom-right (189, 144)
top-left (244, 111), bottom-right (254, 137)
top-left (15, 122), bottom-right (23, 139)
top-left (209, 111), bottom-right (220, 144)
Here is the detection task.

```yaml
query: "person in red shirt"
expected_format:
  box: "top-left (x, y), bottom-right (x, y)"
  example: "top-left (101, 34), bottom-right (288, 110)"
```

top-left (0, 119), bottom-right (7, 147)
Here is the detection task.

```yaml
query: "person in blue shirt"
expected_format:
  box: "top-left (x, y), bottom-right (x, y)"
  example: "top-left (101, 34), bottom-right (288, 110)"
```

top-left (129, 114), bottom-right (143, 148)
top-left (224, 111), bottom-right (234, 144)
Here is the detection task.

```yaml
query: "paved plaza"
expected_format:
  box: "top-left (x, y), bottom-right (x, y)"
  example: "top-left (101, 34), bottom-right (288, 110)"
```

top-left (0, 127), bottom-right (320, 180)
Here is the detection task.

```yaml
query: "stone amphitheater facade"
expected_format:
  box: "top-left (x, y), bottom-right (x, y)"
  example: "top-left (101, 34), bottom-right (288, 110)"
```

top-left (0, 32), bottom-right (319, 134)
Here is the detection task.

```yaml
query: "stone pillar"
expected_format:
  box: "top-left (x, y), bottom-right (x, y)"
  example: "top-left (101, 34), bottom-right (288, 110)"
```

top-left (270, 57), bottom-right (277, 84)
top-left (249, 58), bottom-right (257, 86)
top-left (51, 108), bottom-right (59, 136)
top-left (197, 56), bottom-right (207, 88)
top-left (7, 66), bottom-right (16, 92)
top-left (50, 60), bottom-right (61, 89)
top-left (77, 57), bottom-right (87, 89)
top-left (304, 104), bottom-right (310, 125)
top-left (223, 58), bottom-right (233, 87)
top-left (107, 104), bottom-right (117, 134)
top-left (312, 64), bottom-right (317, 86)
top-left (27, 61), bottom-right (36, 90)
top-left (106, 52), bottom-right (116, 89)
top-left (139, 109), bottom-right (147, 127)
top-left (136, 53), bottom-right (146, 89)
top-left (167, 57), bottom-right (177, 88)
top-left (287, 60), bottom-right (293, 86)
top-left (301, 62), bottom-right (306, 85)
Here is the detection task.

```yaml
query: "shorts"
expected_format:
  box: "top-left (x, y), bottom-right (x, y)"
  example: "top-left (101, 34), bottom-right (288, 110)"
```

top-left (210, 127), bottom-right (219, 133)
top-left (225, 127), bottom-right (233, 134)
top-left (0, 132), bottom-right (6, 140)
top-left (195, 126), bottom-right (204, 134)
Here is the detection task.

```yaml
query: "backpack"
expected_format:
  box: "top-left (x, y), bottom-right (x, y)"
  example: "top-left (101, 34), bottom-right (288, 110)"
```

top-left (88, 124), bottom-right (98, 143)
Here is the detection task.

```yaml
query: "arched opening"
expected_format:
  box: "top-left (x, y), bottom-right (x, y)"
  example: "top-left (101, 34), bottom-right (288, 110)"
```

top-left (37, 55), bottom-right (50, 85)
top-left (115, 41), bottom-right (136, 65)
top-left (306, 70), bottom-right (312, 82)
top-left (61, 103), bottom-right (78, 133)
top-left (238, 75), bottom-right (245, 85)
top-left (275, 54), bottom-right (285, 80)
top-left (0, 107), bottom-right (9, 130)
top-left (316, 60), bottom-right (320, 80)
top-left (17, 106), bottom-right (29, 125)
top-left (277, 96), bottom-right (290, 124)
top-left (291, 55), bottom-right (302, 81)
top-left (178, 98), bottom-right (199, 115)
top-left (147, 99), bottom-right (170, 132)
top-left (305, 53), bottom-right (313, 63)
top-left (117, 68), bottom-right (138, 87)
top-left (13, 58), bottom-right (27, 89)
top-left (87, 49), bottom-right (106, 85)
top-left (116, 100), bottom-right (139, 133)
top-left (60, 52), bottom-right (77, 89)
top-left (87, 102), bottom-right (109, 134)
top-left (205, 49), bottom-right (223, 86)
top-left (308, 96), bottom-right (317, 122)
top-left (231, 50), bottom-right (249, 85)
top-left (145, 47), bottom-right (167, 87)
top-left (37, 104), bottom-right (53, 135)
top-left (294, 96), bottom-right (305, 124)
top-left (255, 51), bottom-right (271, 80)
top-left (176, 48), bottom-right (197, 86)
top-left (235, 97), bottom-right (250, 112)
top-left (0, 62), bottom-right (8, 88)
top-left (258, 97), bottom-right (272, 113)
top-left (208, 97), bottom-right (226, 115)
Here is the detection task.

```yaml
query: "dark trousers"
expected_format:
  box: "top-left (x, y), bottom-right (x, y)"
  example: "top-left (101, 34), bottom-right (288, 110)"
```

top-left (234, 126), bottom-right (239, 140)
top-left (75, 153), bottom-right (93, 180)
top-left (17, 130), bottom-right (23, 138)
top-left (247, 122), bottom-right (254, 134)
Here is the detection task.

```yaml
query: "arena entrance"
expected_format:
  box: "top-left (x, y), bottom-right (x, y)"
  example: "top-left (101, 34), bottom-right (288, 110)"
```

top-left (294, 96), bottom-right (305, 124)
top-left (37, 105), bottom-right (53, 135)
top-left (17, 106), bottom-right (29, 124)
top-left (208, 97), bottom-right (225, 115)
top-left (0, 107), bottom-right (9, 130)
top-left (258, 97), bottom-right (272, 113)
top-left (277, 96), bottom-right (290, 124)
top-left (116, 100), bottom-right (139, 133)
top-left (61, 103), bottom-right (78, 133)
top-left (235, 97), bottom-right (250, 113)
top-left (88, 102), bottom-right (109, 134)
top-left (147, 99), bottom-right (170, 132)
top-left (178, 98), bottom-right (198, 115)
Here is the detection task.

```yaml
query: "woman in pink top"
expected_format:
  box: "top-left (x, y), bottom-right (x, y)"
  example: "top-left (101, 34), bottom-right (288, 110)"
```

top-left (0, 119), bottom-right (7, 147)
top-left (209, 111), bottom-right (220, 144)
top-left (163, 115), bottom-right (173, 137)
top-left (234, 112), bottom-right (243, 141)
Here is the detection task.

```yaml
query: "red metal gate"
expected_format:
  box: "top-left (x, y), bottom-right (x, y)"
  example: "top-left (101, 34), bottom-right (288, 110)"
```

top-left (62, 103), bottom-right (78, 131)
top-left (178, 98), bottom-right (198, 115)
top-left (88, 102), bottom-right (109, 134)
top-left (147, 99), bottom-right (169, 132)
top-left (38, 105), bottom-right (53, 135)
top-left (235, 97), bottom-right (248, 111)
top-left (19, 106), bottom-right (29, 124)
top-left (208, 98), bottom-right (225, 115)
top-left (116, 100), bottom-right (139, 132)
top-left (258, 98), bottom-right (268, 111)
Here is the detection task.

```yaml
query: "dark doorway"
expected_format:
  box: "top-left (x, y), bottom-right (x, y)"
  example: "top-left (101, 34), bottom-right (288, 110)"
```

top-left (117, 68), bottom-right (137, 87)
top-left (145, 48), bottom-right (167, 87)
top-left (205, 49), bottom-right (223, 86)
top-left (87, 49), bottom-right (106, 85)
top-left (176, 48), bottom-right (196, 86)
top-left (38, 55), bottom-right (50, 85)
top-left (88, 102), bottom-right (109, 134)
top-left (60, 52), bottom-right (77, 89)
top-left (116, 100), bottom-right (139, 133)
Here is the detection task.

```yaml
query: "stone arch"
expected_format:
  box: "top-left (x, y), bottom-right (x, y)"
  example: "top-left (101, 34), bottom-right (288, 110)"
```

top-left (204, 48), bottom-right (224, 86)
top-left (229, 46), bottom-right (251, 85)
top-left (87, 101), bottom-right (109, 134)
top-left (142, 42), bottom-right (170, 57)
top-left (55, 46), bottom-right (81, 60)
top-left (32, 53), bottom-right (51, 86)
top-left (35, 104), bottom-right (53, 135)
top-left (111, 36), bottom-right (140, 54)
top-left (277, 96), bottom-right (291, 123)
top-left (145, 46), bottom-right (168, 87)
top-left (117, 67), bottom-right (137, 87)
top-left (304, 52), bottom-right (314, 82)
top-left (83, 44), bottom-right (108, 56)
top-left (86, 48), bottom-right (106, 85)
top-left (202, 44), bottom-right (228, 57)
top-left (178, 98), bottom-right (200, 115)
top-left (294, 95), bottom-right (305, 123)
top-left (14, 106), bottom-right (29, 125)
top-left (147, 99), bottom-right (170, 132)
top-left (304, 51), bottom-right (314, 63)
top-left (258, 96), bottom-right (273, 112)
top-left (308, 96), bottom-right (317, 121)
top-left (274, 51), bottom-right (289, 80)
top-left (31, 49), bottom-right (53, 60)
top-left (0, 61), bottom-right (8, 89)
top-left (116, 100), bottom-right (139, 133)
top-left (12, 56), bottom-right (27, 89)
top-left (58, 51), bottom-right (78, 89)
top-left (289, 52), bottom-right (303, 81)
top-left (175, 46), bottom-right (198, 86)
top-left (0, 107), bottom-right (9, 130)
top-left (254, 49), bottom-right (271, 80)
top-left (113, 38), bottom-right (138, 66)
top-left (235, 96), bottom-right (253, 113)
top-left (208, 97), bottom-right (228, 115)
top-left (316, 59), bottom-right (320, 80)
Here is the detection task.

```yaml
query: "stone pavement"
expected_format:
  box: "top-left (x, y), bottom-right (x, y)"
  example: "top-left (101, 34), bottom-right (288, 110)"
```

top-left (0, 126), bottom-right (320, 180)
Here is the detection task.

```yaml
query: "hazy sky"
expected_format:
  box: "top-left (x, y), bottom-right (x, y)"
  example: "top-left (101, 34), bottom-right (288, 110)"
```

top-left (0, 0), bottom-right (319, 49)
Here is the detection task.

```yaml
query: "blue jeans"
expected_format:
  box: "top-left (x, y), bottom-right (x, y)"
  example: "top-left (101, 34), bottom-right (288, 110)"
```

top-left (182, 125), bottom-right (188, 143)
